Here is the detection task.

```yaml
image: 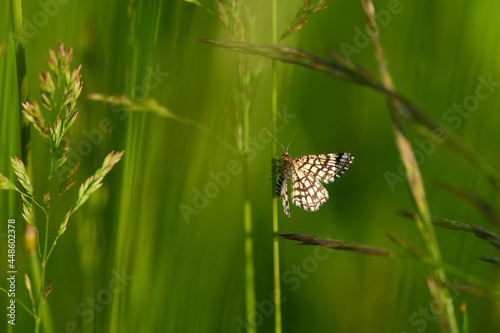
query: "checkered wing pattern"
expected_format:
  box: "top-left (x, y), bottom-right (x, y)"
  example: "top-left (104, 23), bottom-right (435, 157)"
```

top-left (291, 167), bottom-right (329, 212)
top-left (277, 153), bottom-right (354, 217)
top-left (294, 154), bottom-right (354, 184)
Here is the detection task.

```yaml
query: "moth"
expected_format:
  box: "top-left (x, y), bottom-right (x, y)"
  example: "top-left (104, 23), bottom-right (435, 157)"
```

top-left (268, 130), bottom-right (354, 217)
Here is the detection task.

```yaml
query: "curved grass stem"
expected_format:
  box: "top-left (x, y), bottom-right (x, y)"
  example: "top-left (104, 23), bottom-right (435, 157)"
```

top-left (360, 1), bottom-right (458, 331)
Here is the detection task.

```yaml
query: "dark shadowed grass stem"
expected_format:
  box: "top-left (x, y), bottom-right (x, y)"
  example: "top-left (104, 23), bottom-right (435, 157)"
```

top-left (360, 0), bottom-right (458, 332)
top-left (10, 0), bottom-right (30, 164)
top-left (271, 1), bottom-right (282, 332)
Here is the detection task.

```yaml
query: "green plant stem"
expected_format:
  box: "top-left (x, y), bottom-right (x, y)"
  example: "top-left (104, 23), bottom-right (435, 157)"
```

top-left (243, 193), bottom-right (256, 333)
top-left (242, 97), bottom-right (256, 332)
top-left (271, 0), bottom-right (281, 332)
top-left (30, 248), bottom-right (55, 332)
top-left (34, 212), bottom-right (50, 333)
top-left (360, 1), bottom-right (458, 332)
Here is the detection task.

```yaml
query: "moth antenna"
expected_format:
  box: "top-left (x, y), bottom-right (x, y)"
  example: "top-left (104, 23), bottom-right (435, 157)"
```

top-left (265, 130), bottom-right (286, 151)
top-left (285, 128), bottom-right (299, 152)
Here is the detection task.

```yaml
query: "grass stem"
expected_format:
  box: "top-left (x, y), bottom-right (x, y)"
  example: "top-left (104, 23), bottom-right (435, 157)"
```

top-left (271, 0), bottom-right (282, 332)
top-left (242, 94), bottom-right (256, 333)
top-left (360, 1), bottom-right (458, 331)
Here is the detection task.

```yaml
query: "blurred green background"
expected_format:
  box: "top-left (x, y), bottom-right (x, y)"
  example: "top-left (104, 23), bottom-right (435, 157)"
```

top-left (1, 0), bottom-right (500, 332)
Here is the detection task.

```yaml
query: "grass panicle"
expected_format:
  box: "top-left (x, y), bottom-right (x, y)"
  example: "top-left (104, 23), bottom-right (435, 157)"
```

top-left (60, 163), bottom-right (79, 194)
top-left (0, 44), bottom-right (123, 332)
top-left (0, 173), bottom-right (18, 190)
top-left (10, 156), bottom-right (33, 196)
top-left (280, 0), bottom-right (330, 41)
top-left (21, 101), bottom-right (49, 139)
top-left (75, 150), bottom-right (124, 211)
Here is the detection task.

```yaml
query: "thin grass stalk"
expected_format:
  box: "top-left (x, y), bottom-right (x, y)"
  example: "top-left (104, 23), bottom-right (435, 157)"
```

top-left (34, 213), bottom-right (50, 333)
top-left (222, 3), bottom-right (258, 330)
top-left (359, 1), bottom-right (458, 332)
top-left (271, 0), bottom-right (282, 332)
top-left (242, 79), bottom-right (257, 333)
